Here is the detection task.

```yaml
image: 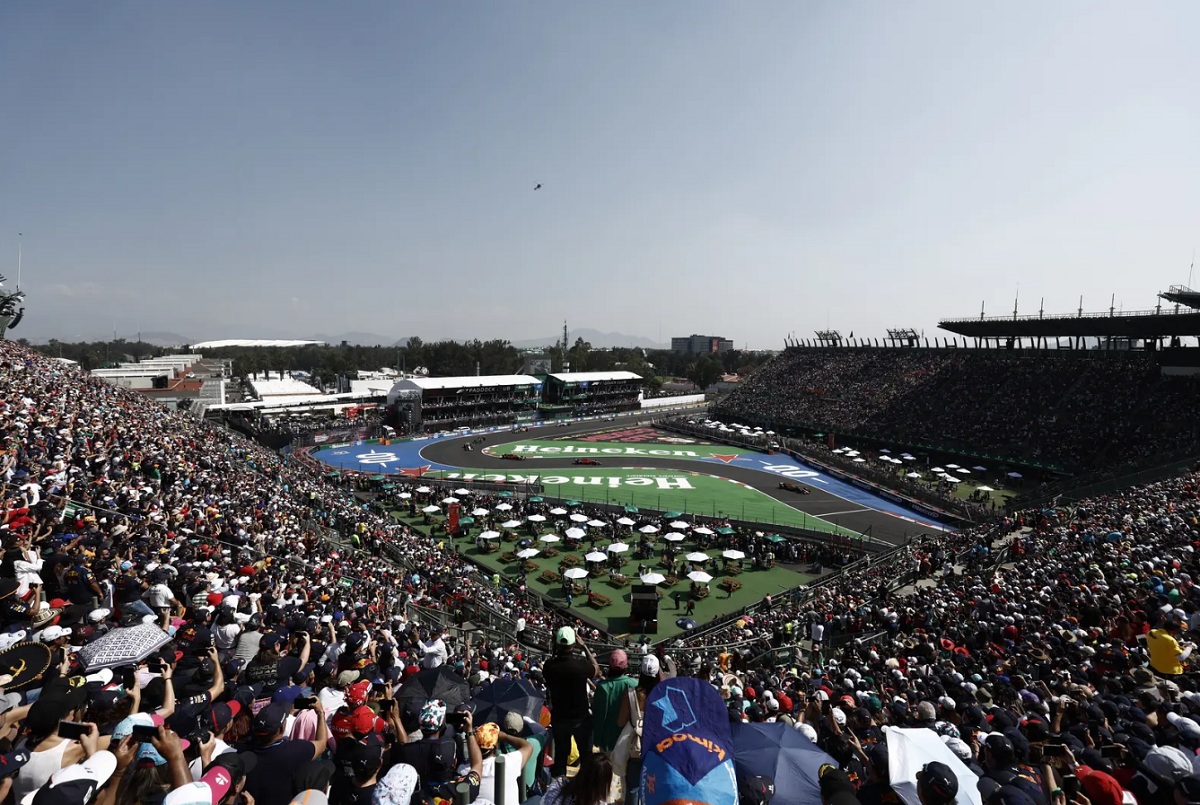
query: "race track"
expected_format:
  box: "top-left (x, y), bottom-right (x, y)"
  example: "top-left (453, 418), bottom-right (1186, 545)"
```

top-left (416, 416), bottom-right (937, 546)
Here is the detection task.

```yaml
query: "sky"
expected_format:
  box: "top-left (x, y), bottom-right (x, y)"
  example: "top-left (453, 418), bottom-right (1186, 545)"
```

top-left (2, 2), bottom-right (1199, 348)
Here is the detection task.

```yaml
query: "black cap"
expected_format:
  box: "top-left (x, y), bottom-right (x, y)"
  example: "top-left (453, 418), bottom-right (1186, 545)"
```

top-left (918, 761), bottom-right (959, 803)
top-left (251, 703), bottom-right (288, 737)
top-left (206, 751), bottom-right (258, 784)
top-left (738, 775), bottom-right (776, 805)
top-left (984, 733), bottom-right (1016, 765)
top-left (339, 734), bottom-right (384, 775)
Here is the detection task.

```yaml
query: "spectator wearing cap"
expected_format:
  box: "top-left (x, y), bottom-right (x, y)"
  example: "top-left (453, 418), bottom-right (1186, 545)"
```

top-left (917, 761), bottom-right (958, 805)
top-left (979, 734), bottom-right (1047, 805)
top-left (182, 752), bottom-right (257, 805)
top-left (186, 702), bottom-right (243, 780)
top-left (13, 676), bottom-right (96, 802)
top-left (243, 699), bottom-right (328, 805)
top-left (542, 626), bottom-right (600, 778)
top-left (820, 764), bottom-right (863, 805)
top-left (244, 633), bottom-right (286, 690)
top-left (501, 710), bottom-right (546, 798)
top-left (616, 654), bottom-right (660, 805)
top-left (475, 720), bottom-right (534, 805)
top-left (328, 732), bottom-right (384, 805)
top-left (394, 704), bottom-right (482, 804)
top-left (593, 649), bottom-right (636, 758)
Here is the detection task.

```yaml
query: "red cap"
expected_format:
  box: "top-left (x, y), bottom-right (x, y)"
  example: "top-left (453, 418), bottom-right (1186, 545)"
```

top-left (346, 680), bottom-right (371, 707)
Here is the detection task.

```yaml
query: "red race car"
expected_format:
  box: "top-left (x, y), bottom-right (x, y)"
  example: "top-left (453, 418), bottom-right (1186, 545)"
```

top-left (573, 458), bottom-right (602, 466)
top-left (778, 482), bottom-right (811, 494)
top-left (501, 453), bottom-right (528, 461)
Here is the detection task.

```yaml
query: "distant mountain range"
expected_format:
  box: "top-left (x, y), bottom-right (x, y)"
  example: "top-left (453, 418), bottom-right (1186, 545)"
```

top-left (53, 328), bottom-right (665, 350)
top-left (512, 329), bottom-right (666, 350)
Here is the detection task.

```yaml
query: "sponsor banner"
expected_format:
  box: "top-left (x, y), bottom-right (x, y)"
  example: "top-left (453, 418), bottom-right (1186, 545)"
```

top-left (435, 470), bottom-right (696, 490)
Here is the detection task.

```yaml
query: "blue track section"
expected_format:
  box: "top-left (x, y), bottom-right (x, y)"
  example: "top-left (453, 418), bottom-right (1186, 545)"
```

top-left (309, 438), bottom-right (453, 473)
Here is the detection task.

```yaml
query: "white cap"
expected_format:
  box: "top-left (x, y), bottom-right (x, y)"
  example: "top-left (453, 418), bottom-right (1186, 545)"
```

top-left (38, 625), bottom-right (71, 643)
top-left (796, 722), bottom-right (819, 742)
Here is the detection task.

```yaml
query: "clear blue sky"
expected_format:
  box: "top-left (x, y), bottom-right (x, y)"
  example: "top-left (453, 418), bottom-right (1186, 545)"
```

top-left (2, 2), bottom-right (1198, 346)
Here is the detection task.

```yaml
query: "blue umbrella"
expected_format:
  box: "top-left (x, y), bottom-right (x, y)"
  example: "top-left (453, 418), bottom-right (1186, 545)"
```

top-left (731, 722), bottom-right (836, 805)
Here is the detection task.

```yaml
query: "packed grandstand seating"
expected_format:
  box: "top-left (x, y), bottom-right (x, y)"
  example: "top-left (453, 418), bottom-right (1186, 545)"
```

top-left (714, 348), bottom-right (1200, 473)
top-left (8, 338), bottom-right (1200, 805)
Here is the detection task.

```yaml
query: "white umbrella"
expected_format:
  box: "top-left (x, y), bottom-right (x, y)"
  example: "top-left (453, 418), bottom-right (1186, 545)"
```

top-left (832, 448), bottom-right (846, 454)
top-left (639, 525), bottom-right (660, 534)
top-left (549, 508), bottom-right (568, 515)
top-left (693, 526), bottom-right (714, 535)
top-left (945, 464), bottom-right (959, 469)
top-left (565, 527), bottom-right (586, 539)
top-left (538, 534), bottom-right (561, 543)
top-left (1007, 472), bottom-right (1023, 478)
top-left (905, 472), bottom-right (922, 478)
top-left (607, 543), bottom-right (629, 553)
top-left (564, 568), bottom-right (588, 579)
top-left (585, 552), bottom-right (608, 562)
top-left (957, 468), bottom-right (971, 474)
top-left (398, 492), bottom-right (412, 499)
top-left (416, 486), bottom-right (432, 493)
top-left (722, 550), bottom-right (746, 560)
top-left (686, 552), bottom-right (710, 562)
top-left (479, 530), bottom-right (501, 540)
top-left (663, 533), bottom-right (685, 542)
top-left (569, 513), bottom-right (588, 523)
top-left (501, 519), bottom-right (522, 528)
top-left (943, 476), bottom-right (961, 483)
top-left (853, 457), bottom-right (866, 463)
top-left (902, 455), bottom-right (916, 460)
top-left (495, 503), bottom-right (513, 511)
top-left (687, 571), bottom-right (713, 583)
top-left (527, 514), bottom-right (547, 522)
top-left (616, 517), bottom-right (635, 526)
top-left (454, 488), bottom-right (471, 496)
top-left (421, 505), bottom-right (440, 513)
top-left (973, 466), bottom-right (987, 472)
top-left (930, 467), bottom-right (944, 473)
top-left (517, 548), bottom-right (540, 559)
top-left (976, 485), bottom-right (994, 492)
top-left (640, 573), bottom-right (666, 584)
top-left (879, 448), bottom-right (891, 453)
top-left (670, 521), bottom-right (689, 530)
top-left (587, 519), bottom-right (607, 528)
top-left (470, 508), bottom-right (490, 516)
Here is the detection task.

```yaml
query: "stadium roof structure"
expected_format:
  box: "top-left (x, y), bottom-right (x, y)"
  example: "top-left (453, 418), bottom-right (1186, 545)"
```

top-left (1158, 285), bottom-right (1200, 311)
top-left (191, 339), bottom-right (326, 349)
top-left (938, 306), bottom-right (1200, 339)
top-left (547, 371), bottom-right (642, 383)
top-left (392, 374), bottom-right (541, 392)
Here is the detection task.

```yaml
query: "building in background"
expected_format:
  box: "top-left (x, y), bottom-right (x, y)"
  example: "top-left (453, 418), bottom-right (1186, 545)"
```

top-left (671, 334), bottom-right (734, 355)
top-left (91, 354), bottom-right (230, 413)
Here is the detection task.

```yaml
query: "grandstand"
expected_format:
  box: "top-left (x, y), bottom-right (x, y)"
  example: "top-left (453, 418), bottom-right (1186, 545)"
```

top-left (716, 291), bottom-right (1200, 499)
top-left (385, 374), bottom-right (542, 432)
top-left (541, 370), bottom-right (643, 418)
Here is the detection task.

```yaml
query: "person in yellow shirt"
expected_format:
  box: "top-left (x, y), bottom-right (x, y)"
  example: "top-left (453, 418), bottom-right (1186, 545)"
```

top-left (1147, 619), bottom-right (1193, 676)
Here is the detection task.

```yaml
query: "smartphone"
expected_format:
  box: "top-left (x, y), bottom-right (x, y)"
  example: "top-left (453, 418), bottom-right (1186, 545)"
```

top-left (146, 661), bottom-right (165, 673)
top-left (294, 697), bottom-right (315, 711)
top-left (122, 668), bottom-right (137, 689)
top-left (1042, 744), bottom-right (1067, 758)
top-left (1101, 745), bottom-right (1125, 759)
top-left (58, 721), bottom-right (90, 740)
top-left (131, 724), bottom-right (160, 741)
top-left (1062, 775), bottom-right (1079, 798)
top-left (379, 700), bottom-right (394, 713)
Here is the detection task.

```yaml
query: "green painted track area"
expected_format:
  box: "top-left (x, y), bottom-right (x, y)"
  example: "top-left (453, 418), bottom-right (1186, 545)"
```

top-left (482, 439), bottom-right (755, 462)
top-left (425, 466), bottom-right (860, 536)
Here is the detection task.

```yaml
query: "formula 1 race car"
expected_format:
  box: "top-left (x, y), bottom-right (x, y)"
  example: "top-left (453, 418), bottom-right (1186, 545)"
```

top-left (501, 453), bottom-right (528, 461)
top-left (573, 458), bottom-right (602, 466)
top-left (778, 482), bottom-right (811, 494)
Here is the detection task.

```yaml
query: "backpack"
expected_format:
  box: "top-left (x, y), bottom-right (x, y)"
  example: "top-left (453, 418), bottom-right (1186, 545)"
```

top-left (628, 688), bottom-right (644, 760)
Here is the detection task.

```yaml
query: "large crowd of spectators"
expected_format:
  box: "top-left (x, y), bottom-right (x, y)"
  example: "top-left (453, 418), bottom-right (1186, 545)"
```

top-left (7, 338), bottom-right (1200, 805)
top-left (714, 348), bottom-right (1200, 474)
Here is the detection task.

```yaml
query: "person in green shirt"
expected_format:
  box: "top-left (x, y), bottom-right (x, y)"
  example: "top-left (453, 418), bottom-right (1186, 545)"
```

top-left (593, 649), bottom-right (637, 756)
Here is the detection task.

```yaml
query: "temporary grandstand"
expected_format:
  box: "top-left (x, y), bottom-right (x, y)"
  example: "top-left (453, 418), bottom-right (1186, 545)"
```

top-left (542, 370), bottom-right (643, 417)
top-left (385, 374), bottom-right (542, 432)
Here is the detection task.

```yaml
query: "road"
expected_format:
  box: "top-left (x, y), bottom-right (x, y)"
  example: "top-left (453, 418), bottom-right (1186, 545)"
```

top-left (419, 416), bottom-right (927, 546)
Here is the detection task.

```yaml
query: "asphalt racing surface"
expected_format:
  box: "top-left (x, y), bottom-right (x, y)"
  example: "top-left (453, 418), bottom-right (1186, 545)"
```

top-left (420, 416), bottom-right (928, 546)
